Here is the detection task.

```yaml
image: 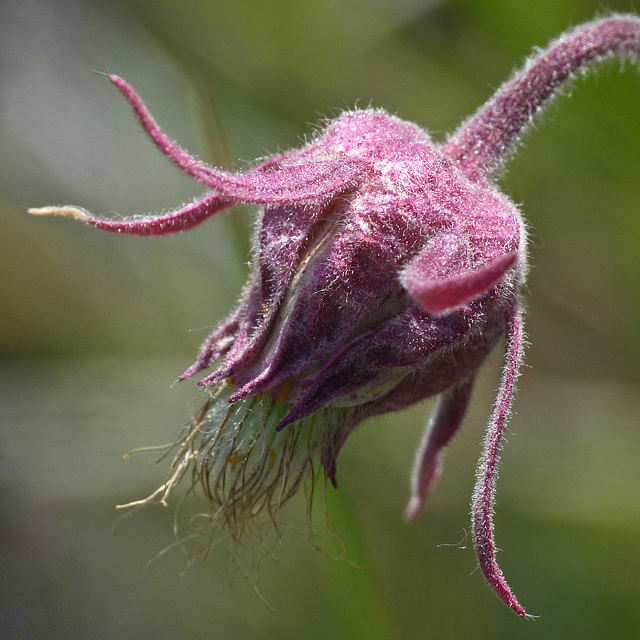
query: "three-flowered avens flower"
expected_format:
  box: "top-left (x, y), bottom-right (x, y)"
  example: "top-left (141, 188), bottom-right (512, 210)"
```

top-left (30, 16), bottom-right (640, 617)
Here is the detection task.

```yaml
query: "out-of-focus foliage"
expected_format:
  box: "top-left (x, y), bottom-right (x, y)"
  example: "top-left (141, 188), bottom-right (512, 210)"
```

top-left (1, 1), bottom-right (639, 638)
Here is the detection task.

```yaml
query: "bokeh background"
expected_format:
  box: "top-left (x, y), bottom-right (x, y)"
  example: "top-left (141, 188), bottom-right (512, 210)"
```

top-left (2, 0), bottom-right (640, 638)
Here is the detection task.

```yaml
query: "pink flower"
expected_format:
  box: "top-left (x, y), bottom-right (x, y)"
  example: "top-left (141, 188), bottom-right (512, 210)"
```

top-left (30, 15), bottom-right (640, 617)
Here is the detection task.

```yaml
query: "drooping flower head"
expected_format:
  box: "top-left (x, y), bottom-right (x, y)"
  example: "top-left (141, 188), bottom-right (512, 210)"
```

top-left (30, 16), bottom-right (640, 617)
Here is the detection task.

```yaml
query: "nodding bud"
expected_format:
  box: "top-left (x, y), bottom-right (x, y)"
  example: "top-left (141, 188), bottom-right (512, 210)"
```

top-left (30, 15), bottom-right (640, 617)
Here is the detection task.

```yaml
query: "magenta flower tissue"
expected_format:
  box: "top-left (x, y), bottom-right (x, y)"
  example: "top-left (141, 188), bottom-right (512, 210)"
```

top-left (30, 16), bottom-right (640, 617)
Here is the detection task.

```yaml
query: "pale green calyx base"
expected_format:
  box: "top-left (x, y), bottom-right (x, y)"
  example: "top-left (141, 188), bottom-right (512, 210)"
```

top-left (118, 382), bottom-right (355, 569)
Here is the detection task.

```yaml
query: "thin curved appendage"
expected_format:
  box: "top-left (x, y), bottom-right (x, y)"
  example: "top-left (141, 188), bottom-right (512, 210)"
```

top-left (110, 75), bottom-right (365, 203)
top-left (28, 193), bottom-right (231, 236)
top-left (443, 16), bottom-right (640, 178)
top-left (472, 299), bottom-right (526, 617)
top-left (178, 303), bottom-right (245, 381)
top-left (404, 377), bottom-right (475, 522)
top-left (108, 75), bottom-right (229, 188)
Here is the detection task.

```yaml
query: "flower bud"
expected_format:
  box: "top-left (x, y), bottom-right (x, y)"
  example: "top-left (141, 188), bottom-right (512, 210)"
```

top-left (30, 15), bottom-right (640, 617)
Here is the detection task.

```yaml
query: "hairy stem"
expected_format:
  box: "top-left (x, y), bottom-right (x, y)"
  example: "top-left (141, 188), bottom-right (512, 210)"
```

top-left (444, 16), bottom-right (640, 178)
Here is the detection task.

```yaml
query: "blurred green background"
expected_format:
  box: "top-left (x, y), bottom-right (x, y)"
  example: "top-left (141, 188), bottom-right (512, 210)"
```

top-left (2, 0), bottom-right (640, 638)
